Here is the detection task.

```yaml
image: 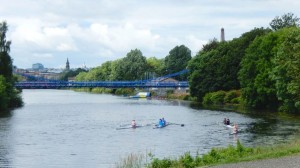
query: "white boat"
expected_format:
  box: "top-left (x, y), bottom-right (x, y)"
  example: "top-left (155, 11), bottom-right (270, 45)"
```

top-left (129, 92), bottom-right (151, 98)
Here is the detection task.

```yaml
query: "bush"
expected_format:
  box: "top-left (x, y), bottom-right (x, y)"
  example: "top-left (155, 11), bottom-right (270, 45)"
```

top-left (224, 90), bottom-right (240, 103)
top-left (203, 93), bottom-right (213, 105)
top-left (210, 91), bottom-right (226, 105)
top-left (202, 90), bottom-right (242, 106)
top-left (151, 158), bottom-right (173, 168)
top-left (115, 88), bottom-right (134, 95)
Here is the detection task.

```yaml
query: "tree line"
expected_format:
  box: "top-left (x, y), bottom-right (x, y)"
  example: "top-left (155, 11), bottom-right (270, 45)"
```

top-left (0, 21), bottom-right (23, 112)
top-left (74, 45), bottom-right (192, 82)
top-left (188, 13), bottom-right (300, 113)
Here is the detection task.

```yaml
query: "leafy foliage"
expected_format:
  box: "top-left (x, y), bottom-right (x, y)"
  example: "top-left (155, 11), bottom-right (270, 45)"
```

top-left (270, 13), bottom-right (300, 31)
top-left (148, 140), bottom-right (255, 168)
top-left (239, 28), bottom-right (292, 109)
top-left (59, 68), bottom-right (87, 81)
top-left (188, 28), bottom-right (270, 101)
top-left (272, 28), bottom-right (300, 112)
top-left (146, 57), bottom-right (165, 78)
top-left (0, 21), bottom-right (23, 111)
top-left (203, 90), bottom-right (241, 105)
top-left (165, 45), bottom-right (191, 80)
top-left (116, 49), bottom-right (148, 80)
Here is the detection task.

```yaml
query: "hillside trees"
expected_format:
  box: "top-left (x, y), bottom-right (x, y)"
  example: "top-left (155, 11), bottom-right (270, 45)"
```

top-left (188, 28), bottom-right (270, 101)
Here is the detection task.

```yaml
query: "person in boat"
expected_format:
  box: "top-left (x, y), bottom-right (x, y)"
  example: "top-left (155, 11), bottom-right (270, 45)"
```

top-left (158, 119), bottom-right (163, 127)
top-left (223, 118), bottom-right (227, 125)
top-left (233, 122), bottom-right (238, 134)
top-left (162, 118), bottom-right (166, 126)
top-left (226, 118), bottom-right (230, 125)
top-left (131, 120), bottom-right (137, 128)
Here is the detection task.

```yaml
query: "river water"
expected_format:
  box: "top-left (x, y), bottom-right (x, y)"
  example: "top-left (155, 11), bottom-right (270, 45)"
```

top-left (0, 89), bottom-right (300, 168)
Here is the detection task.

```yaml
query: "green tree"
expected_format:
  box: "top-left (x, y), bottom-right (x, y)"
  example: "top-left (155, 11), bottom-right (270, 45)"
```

top-left (239, 28), bottom-right (290, 109)
top-left (146, 57), bottom-right (165, 79)
top-left (270, 13), bottom-right (300, 31)
top-left (202, 38), bottom-right (219, 52)
top-left (59, 68), bottom-right (87, 81)
top-left (165, 45), bottom-right (191, 80)
top-left (272, 27), bottom-right (300, 112)
top-left (0, 21), bottom-right (23, 111)
top-left (75, 71), bottom-right (88, 81)
top-left (0, 21), bottom-right (13, 80)
top-left (189, 28), bottom-right (269, 102)
top-left (116, 49), bottom-right (148, 80)
top-left (0, 75), bottom-right (8, 110)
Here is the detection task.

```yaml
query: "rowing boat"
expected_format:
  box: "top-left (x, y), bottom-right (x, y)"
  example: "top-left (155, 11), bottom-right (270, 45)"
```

top-left (225, 124), bottom-right (233, 128)
top-left (153, 123), bottom-right (169, 129)
top-left (116, 124), bottom-right (152, 130)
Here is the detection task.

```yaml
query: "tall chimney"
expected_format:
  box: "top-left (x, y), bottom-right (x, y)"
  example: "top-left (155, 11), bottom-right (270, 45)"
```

top-left (221, 28), bottom-right (225, 42)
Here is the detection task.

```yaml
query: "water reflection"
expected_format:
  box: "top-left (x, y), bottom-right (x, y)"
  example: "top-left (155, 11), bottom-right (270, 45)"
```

top-left (0, 115), bottom-right (12, 168)
top-left (0, 90), bottom-right (299, 167)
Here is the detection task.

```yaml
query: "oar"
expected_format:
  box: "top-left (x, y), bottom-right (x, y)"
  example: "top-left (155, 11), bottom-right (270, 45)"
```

top-left (116, 127), bottom-right (132, 130)
top-left (168, 122), bottom-right (185, 127)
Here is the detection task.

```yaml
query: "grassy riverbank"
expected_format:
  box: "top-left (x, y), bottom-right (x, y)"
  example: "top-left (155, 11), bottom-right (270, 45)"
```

top-left (115, 138), bottom-right (300, 168)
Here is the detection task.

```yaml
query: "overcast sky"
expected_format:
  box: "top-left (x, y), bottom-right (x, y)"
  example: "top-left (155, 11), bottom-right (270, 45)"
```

top-left (1, 0), bottom-right (300, 69)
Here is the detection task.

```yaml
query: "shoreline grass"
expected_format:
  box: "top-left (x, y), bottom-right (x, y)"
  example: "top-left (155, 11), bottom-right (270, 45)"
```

top-left (114, 138), bottom-right (300, 168)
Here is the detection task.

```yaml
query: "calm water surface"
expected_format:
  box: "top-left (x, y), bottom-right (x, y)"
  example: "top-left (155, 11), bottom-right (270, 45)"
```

top-left (1, 89), bottom-right (300, 168)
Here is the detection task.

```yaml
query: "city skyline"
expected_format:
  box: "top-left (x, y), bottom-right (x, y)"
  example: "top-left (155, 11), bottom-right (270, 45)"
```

top-left (1, 0), bottom-right (300, 68)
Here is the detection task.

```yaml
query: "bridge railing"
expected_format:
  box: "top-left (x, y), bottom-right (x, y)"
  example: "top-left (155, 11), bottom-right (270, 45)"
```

top-left (15, 81), bottom-right (189, 89)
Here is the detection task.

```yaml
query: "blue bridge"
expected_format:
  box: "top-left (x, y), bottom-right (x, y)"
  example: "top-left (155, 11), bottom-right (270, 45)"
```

top-left (15, 70), bottom-right (189, 89)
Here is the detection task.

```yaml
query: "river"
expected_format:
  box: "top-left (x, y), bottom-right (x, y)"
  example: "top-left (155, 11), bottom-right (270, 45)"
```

top-left (0, 89), bottom-right (300, 168)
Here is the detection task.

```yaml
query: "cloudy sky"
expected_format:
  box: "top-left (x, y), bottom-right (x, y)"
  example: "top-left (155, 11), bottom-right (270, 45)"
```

top-left (1, 0), bottom-right (300, 69)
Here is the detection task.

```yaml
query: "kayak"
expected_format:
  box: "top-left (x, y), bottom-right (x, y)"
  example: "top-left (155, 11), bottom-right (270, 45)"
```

top-left (153, 123), bottom-right (169, 129)
top-left (116, 123), bottom-right (152, 130)
top-left (116, 125), bottom-right (142, 130)
top-left (225, 124), bottom-right (233, 128)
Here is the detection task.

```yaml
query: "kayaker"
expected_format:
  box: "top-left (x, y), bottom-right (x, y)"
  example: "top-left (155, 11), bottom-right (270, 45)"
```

top-left (233, 122), bottom-right (238, 134)
top-left (223, 118), bottom-right (227, 125)
top-left (158, 119), bottom-right (163, 127)
top-left (162, 118), bottom-right (166, 126)
top-left (226, 118), bottom-right (230, 125)
top-left (131, 120), bottom-right (136, 128)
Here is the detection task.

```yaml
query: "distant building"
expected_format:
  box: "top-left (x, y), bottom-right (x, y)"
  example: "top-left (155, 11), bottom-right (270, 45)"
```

top-left (32, 63), bottom-right (44, 71)
top-left (66, 58), bottom-right (70, 70)
top-left (221, 28), bottom-right (225, 42)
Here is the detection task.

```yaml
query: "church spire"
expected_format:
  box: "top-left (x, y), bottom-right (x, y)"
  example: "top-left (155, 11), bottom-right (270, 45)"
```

top-left (66, 58), bottom-right (70, 70)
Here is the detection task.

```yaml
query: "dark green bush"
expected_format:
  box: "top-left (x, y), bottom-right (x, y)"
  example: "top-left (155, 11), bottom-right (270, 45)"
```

top-left (224, 90), bottom-right (240, 103)
top-left (210, 91), bottom-right (226, 104)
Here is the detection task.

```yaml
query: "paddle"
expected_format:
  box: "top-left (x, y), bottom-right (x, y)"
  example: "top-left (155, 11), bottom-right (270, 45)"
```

top-left (168, 122), bottom-right (185, 127)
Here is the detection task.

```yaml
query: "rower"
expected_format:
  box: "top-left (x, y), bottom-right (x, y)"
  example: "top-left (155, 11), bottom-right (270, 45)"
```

top-left (131, 120), bottom-right (137, 128)
top-left (162, 118), bottom-right (166, 126)
top-left (233, 122), bottom-right (238, 134)
top-left (158, 119), bottom-right (163, 127)
top-left (226, 118), bottom-right (230, 125)
top-left (223, 118), bottom-right (227, 125)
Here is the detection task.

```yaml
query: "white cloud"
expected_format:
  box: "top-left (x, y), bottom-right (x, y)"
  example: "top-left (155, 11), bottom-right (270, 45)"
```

top-left (33, 53), bottom-right (53, 58)
top-left (2, 0), bottom-right (300, 68)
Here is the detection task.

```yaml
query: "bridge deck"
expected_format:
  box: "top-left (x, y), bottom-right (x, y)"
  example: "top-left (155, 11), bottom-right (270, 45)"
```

top-left (15, 81), bottom-right (189, 89)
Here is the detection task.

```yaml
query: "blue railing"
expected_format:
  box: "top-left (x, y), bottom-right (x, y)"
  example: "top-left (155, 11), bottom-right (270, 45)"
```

top-left (14, 69), bottom-right (190, 89)
top-left (15, 81), bottom-right (189, 89)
